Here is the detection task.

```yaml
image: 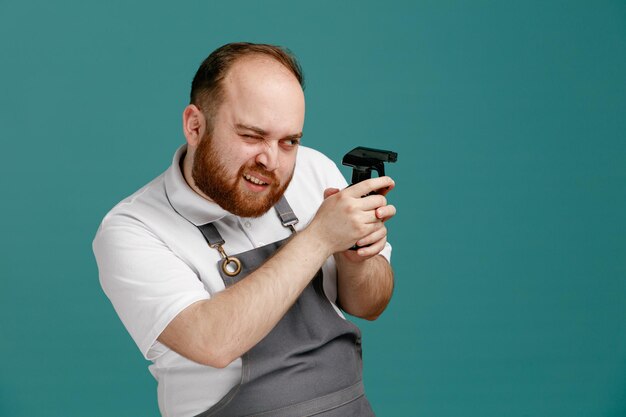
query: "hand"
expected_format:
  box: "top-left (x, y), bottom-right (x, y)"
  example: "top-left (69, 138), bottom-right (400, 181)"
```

top-left (327, 179), bottom-right (396, 262)
top-left (307, 176), bottom-right (396, 257)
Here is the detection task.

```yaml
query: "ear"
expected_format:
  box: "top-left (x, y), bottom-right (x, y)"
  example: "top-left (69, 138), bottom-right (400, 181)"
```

top-left (182, 104), bottom-right (206, 148)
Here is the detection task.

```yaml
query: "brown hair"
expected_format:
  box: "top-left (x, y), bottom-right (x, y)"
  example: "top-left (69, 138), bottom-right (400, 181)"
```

top-left (190, 42), bottom-right (304, 132)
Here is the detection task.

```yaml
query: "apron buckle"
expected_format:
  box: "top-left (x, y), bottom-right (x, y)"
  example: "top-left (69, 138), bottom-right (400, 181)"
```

top-left (212, 243), bottom-right (242, 277)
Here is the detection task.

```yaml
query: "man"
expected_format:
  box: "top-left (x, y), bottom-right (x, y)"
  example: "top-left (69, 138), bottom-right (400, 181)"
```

top-left (93, 42), bottom-right (396, 417)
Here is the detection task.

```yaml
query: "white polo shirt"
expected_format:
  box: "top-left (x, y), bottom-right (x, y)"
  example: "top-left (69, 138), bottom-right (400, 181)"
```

top-left (93, 144), bottom-right (392, 417)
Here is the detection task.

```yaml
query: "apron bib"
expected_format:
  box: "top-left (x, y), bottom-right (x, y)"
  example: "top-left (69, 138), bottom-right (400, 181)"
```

top-left (194, 197), bottom-right (375, 417)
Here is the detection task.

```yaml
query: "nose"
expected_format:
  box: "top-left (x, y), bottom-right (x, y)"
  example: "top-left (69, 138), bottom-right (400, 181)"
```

top-left (255, 142), bottom-right (280, 171)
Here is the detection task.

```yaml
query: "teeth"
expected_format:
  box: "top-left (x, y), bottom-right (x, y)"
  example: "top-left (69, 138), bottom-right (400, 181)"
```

top-left (244, 174), bottom-right (267, 185)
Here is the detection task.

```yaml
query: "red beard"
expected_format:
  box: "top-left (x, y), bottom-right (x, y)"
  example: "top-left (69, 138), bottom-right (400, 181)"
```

top-left (191, 134), bottom-right (293, 218)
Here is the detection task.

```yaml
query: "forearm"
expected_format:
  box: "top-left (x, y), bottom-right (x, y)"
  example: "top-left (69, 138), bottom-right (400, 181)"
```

top-left (160, 227), bottom-right (331, 367)
top-left (335, 253), bottom-right (394, 321)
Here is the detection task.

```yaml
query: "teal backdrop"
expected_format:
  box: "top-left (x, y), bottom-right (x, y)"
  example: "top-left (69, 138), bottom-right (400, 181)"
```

top-left (1, 1), bottom-right (625, 416)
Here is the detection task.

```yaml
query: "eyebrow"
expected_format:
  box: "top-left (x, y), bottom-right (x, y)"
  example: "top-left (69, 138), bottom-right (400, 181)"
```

top-left (235, 123), bottom-right (303, 141)
top-left (236, 123), bottom-right (267, 136)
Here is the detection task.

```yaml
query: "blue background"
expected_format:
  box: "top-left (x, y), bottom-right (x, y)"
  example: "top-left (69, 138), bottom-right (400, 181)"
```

top-left (1, 1), bottom-right (625, 416)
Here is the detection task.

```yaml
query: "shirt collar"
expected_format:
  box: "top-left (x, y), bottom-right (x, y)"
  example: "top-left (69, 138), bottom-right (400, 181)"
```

top-left (164, 144), bottom-right (230, 226)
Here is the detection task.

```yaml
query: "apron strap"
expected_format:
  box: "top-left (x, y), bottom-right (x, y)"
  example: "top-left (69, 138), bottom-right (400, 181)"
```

top-left (197, 223), bottom-right (225, 247)
top-left (274, 196), bottom-right (299, 231)
top-left (198, 196), bottom-right (300, 246)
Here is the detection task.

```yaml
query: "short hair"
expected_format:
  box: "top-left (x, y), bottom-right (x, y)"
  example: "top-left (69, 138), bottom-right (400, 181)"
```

top-left (190, 42), bottom-right (305, 132)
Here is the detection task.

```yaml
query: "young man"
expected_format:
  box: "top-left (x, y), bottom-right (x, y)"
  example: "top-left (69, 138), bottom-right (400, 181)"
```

top-left (94, 42), bottom-right (396, 417)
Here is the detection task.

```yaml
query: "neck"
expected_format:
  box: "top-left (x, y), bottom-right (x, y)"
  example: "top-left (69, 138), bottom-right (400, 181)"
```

top-left (181, 148), bottom-right (214, 203)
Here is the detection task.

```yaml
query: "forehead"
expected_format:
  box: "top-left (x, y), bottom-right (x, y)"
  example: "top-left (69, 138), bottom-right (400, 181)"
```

top-left (225, 54), bottom-right (299, 86)
top-left (219, 55), bottom-right (305, 130)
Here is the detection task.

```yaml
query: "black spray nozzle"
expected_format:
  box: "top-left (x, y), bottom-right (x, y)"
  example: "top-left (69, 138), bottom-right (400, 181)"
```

top-left (342, 146), bottom-right (398, 185)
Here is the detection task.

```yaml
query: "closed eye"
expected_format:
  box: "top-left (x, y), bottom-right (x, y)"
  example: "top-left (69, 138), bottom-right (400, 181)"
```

top-left (240, 134), bottom-right (265, 141)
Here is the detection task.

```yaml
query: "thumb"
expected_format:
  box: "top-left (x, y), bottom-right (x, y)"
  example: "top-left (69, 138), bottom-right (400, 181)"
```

top-left (323, 188), bottom-right (340, 199)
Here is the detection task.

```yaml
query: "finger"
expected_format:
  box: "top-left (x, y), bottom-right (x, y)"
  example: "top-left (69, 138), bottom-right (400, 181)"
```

top-left (356, 226), bottom-right (387, 247)
top-left (356, 237), bottom-right (387, 257)
top-left (359, 194), bottom-right (388, 211)
top-left (376, 181), bottom-right (396, 197)
top-left (362, 209), bottom-right (385, 224)
top-left (323, 188), bottom-right (340, 199)
top-left (346, 176), bottom-right (395, 198)
top-left (347, 220), bottom-right (383, 249)
top-left (352, 219), bottom-right (385, 252)
top-left (375, 204), bottom-right (397, 221)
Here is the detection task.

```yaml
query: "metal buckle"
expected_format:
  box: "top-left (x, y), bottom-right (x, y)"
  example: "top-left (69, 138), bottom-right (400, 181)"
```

top-left (211, 244), bottom-right (242, 277)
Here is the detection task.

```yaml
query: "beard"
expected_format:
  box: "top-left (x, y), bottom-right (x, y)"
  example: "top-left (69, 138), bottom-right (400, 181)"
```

top-left (191, 133), bottom-right (294, 218)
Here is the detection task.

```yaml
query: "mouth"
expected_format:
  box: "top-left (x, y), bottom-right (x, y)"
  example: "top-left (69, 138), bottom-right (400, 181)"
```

top-left (243, 173), bottom-right (270, 187)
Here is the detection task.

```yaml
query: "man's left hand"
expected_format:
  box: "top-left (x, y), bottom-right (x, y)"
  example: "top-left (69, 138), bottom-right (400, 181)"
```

top-left (323, 183), bottom-right (396, 263)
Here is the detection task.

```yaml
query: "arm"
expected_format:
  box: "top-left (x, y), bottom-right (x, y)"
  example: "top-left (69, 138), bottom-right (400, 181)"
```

top-left (158, 176), bottom-right (396, 368)
top-left (160, 227), bottom-right (331, 368)
top-left (335, 254), bottom-right (394, 321)
top-left (328, 185), bottom-right (397, 321)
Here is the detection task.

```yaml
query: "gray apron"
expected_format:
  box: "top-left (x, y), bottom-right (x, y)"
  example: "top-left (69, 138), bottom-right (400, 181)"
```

top-left (194, 197), bottom-right (375, 417)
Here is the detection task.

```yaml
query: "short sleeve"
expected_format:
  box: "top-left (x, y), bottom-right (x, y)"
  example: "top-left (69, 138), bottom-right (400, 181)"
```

top-left (93, 214), bottom-right (210, 359)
